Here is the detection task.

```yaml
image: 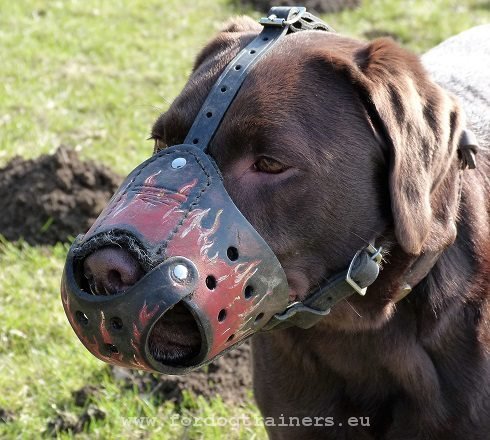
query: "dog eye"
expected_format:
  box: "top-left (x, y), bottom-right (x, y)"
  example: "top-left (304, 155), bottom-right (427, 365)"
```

top-left (253, 157), bottom-right (287, 174)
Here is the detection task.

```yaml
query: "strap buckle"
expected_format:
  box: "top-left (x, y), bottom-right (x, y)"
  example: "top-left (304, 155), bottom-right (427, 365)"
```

top-left (345, 244), bottom-right (382, 296)
top-left (259, 7), bottom-right (306, 27)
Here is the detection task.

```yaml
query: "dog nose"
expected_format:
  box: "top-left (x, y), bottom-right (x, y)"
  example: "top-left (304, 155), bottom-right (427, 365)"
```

top-left (83, 247), bottom-right (143, 295)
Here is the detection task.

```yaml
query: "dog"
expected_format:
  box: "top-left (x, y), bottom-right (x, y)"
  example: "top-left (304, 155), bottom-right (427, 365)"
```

top-left (86, 17), bottom-right (490, 439)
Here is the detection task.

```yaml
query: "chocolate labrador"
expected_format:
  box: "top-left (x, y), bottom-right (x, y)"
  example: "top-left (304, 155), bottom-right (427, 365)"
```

top-left (74, 15), bottom-right (490, 440)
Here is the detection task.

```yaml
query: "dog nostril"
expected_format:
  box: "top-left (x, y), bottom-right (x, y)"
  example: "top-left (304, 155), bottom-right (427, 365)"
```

top-left (82, 247), bottom-right (143, 295)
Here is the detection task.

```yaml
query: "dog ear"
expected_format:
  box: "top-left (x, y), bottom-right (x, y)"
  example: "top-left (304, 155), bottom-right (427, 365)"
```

top-left (193, 17), bottom-right (261, 71)
top-left (352, 38), bottom-right (464, 255)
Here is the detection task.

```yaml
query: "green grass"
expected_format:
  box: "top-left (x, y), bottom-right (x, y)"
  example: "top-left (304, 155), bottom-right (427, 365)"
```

top-left (0, 0), bottom-right (488, 438)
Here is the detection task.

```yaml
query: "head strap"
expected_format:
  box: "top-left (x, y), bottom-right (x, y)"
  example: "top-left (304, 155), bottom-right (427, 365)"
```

top-left (184, 7), bottom-right (334, 151)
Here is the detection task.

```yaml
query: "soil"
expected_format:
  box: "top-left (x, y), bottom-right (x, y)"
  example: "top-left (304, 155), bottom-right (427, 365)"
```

top-left (0, 147), bottom-right (254, 433)
top-left (46, 405), bottom-right (106, 436)
top-left (45, 343), bottom-right (253, 435)
top-left (0, 146), bottom-right (122, 245)
top-left (110, 341), bottom-right (253, 405)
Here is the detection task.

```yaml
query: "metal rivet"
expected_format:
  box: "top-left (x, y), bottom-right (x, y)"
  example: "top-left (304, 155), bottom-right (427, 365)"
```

top-left (171, 157), bottom-right (186, 169)
top-left (268, 14), bottom-right (277, 20)
top-left (172, 264), bottom-right (189, 282)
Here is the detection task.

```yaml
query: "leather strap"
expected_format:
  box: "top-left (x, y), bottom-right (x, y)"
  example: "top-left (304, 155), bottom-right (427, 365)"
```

top-left (263, 245), bottom-right (382, 330)
top-left (184, 7), bottom-right (334, 151)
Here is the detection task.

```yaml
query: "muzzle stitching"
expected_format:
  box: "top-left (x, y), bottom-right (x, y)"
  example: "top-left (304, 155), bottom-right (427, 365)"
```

top-left (154, 149), bottom-right (213, 260)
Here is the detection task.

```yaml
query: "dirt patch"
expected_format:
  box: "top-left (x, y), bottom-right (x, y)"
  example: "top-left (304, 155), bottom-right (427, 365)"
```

top-left (0, 146), bottom-right (121, 245)
top-left (0, 408), bottom-right (15, 424)
top-left (46, 405), bottom-right (106, 437)
top-left (111, 341), bottom-right (253, 405)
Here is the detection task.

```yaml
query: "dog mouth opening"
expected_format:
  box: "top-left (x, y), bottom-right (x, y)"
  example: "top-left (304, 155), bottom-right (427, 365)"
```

top-left (147, 302), bottom-right (202, 366)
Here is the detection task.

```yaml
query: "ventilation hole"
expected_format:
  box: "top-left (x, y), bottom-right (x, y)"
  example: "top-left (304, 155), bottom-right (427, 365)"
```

top-left (234, 64), bottom-right (242, 70)
top-left (327, 296), bottom-right (332, 301)
top-left (244, 285), bottom-right (254, 299)
top-left (75, 311), bottom-right (89, 326)
top-left (218, 309), bottom-right (227, 322)
top-left (263, 36), bottom-right (269, 41)
top-left (250, 49), bottom-right (256, 54)
top-left (206, 111), bottom-right (213, 118)
top-left (206, 275), bottom-right (217, 290)
top-left (227, 246), bottom-right (239, 261)
top-left (227, 334), bottom-right (235, 343)
top-left (106, 344), bottom-right (119, 354)
top-left (110, 317), bottom-right (123, 330)
top-left (220, 86), bottom-right (227, 92)
top-left (254, 312), bottom-right (264, 323)
top-left (192, 138), bottom-right (199, 144)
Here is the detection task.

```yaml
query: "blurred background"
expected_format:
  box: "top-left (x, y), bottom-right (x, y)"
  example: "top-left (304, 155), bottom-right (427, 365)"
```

top-left (0, 0), bottom-right (488, 438)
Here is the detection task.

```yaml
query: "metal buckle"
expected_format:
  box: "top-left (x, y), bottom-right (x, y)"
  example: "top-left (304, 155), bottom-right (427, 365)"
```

top-left (259, 7), bottom-right (306, 27)
top-left (345, 244), bottom-right (383, 296)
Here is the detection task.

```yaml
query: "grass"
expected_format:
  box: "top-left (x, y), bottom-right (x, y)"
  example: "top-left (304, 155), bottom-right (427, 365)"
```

top-left (0, 0), bottom-right (488, 438)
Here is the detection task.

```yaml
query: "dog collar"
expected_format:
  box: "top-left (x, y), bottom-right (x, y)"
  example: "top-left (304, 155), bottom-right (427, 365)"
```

top-left (61, 7), bottom-right (383, 374)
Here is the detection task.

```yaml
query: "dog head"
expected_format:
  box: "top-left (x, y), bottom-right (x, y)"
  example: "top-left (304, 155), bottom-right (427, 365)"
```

top-left (66, 17), bottom-right (465, 369)
top-left (151, 17), bottom-right (464, 307)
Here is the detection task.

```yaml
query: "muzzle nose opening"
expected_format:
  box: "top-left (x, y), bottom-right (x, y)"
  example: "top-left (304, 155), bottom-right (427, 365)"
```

top-left (74, 246), bottom-right (145, 296)
top-left (148, 302), bottom-right (203, 367)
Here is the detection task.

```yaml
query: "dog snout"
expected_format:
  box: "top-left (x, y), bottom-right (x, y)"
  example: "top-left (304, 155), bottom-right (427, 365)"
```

top-left (82, 246), bottom-right (143, 295)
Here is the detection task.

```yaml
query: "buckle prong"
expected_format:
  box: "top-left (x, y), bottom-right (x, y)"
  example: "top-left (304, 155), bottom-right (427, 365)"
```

top-left (259, 7), bottom-right (306, 27)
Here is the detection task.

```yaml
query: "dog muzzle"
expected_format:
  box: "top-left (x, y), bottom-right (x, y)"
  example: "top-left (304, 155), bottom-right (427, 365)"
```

top-left (61, 7), bottom-right (383, 374)
top-left (61, 145), bottom-right (289, 373)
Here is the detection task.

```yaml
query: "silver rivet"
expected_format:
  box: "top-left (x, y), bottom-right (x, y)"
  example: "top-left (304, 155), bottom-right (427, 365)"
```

top-left (172, 264), bottom-right (189, 282)
top-left (268, 14), bottom-right (277, 20)
top-left (171, 157), bottom-right (186, 169)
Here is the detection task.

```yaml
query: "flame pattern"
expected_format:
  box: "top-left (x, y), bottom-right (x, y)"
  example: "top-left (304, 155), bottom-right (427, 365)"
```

top-left (167, 207), bottom-right (262, 358)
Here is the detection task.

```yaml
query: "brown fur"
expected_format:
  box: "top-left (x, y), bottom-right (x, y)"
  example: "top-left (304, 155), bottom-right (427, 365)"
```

top-left (151, 18), bottom-right (490, 439)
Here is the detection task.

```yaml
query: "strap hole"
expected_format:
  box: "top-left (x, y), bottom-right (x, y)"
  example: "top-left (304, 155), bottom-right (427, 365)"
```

top-left (206, 275), bottom-right (217, 290)
top-left (244, 285), bottom-right (254, 299)
top-left (250, 49), bottom-right (256, 54)
top-left (76, 311), bottom-right (89, 326)
top-left (192, 138), bottom-right (199, 144)
top-left (263, 37), bottom-right (269, 41)
top-left (254, 312), bottom-right (264, 323)
top-left (227, 334), bottom-right (235, 342)
top-left (105, 344), bottom-right (119, 354)
top-left (227, 246), bottom-right (239, 261)
top-left (110, 317), bottom-right (123, 330)
top-left (218, 309), bottom-right (227, 322)
top-left (234, 64), bottom-right (242, 70)
top-left (327, 296), bottom-right (332, 301)
top-left (206, 111), bottom-right (213, 118)
top-left (220, 86), bottom-right (227, 92)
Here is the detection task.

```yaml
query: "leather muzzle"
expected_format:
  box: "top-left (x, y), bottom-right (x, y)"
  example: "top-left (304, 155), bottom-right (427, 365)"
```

top-left (61, 145), bottom-right (289, 374)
